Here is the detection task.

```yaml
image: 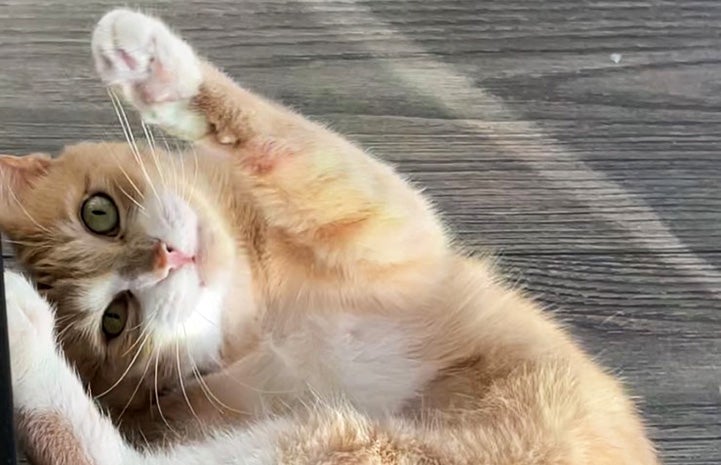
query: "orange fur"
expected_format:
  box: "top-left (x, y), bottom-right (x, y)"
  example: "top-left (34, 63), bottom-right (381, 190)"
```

top-left (0, 10), bottom-right (660, 465)
top-left (16, 411), bottom-right (93, 465)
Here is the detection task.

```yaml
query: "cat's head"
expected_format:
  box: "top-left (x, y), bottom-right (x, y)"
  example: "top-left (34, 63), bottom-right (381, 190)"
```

top-left (0, 142), bottom-right (246, 410)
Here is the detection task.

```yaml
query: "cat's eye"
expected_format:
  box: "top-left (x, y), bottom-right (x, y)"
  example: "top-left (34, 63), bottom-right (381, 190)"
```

top-left (102, 294), bottom-right (128, 339)
top-left (81, 194), bottom-right (119, 235)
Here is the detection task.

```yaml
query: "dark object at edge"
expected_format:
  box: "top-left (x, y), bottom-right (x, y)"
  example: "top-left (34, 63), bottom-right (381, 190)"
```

top-left (0, 244), bottom-right (17, 465)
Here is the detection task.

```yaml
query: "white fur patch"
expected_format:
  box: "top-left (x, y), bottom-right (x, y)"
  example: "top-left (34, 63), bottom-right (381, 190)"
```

top-left (73, 187), bottom-right (227, 376)
top-left (139, 191), bottom-right (198, 257)
top-left (5, 271), bottom-right (128, 465)
top-left (91, 8), bottom-right (207, 140)
top-left (141, 100), bottom-right (208, 141)
top-left (77, 274), bottom-right (121, 314)
top-left (134, 189), bottom-right (225, 366)
top-left (4, 271), bottom-right (57, 386)
top-left (5, 268), bottom-right (280, 465)
top-left (262, 313), bottom-right (437, 415)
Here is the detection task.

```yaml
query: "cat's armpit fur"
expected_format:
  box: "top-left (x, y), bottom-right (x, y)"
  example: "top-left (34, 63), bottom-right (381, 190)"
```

top-left (0, 8), bottom-right (659, 465)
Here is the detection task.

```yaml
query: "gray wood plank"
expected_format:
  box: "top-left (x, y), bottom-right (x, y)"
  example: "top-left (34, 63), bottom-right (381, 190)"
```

top-left (2, 1), bottom-right (720, 464)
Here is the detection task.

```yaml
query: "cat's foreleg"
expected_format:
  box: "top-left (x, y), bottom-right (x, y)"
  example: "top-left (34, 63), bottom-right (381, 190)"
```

top-left (91, 9), bottom-right (448, 271)
top-left (5, 271), bottom-right (431, 465)
top-left (5, 271), bottom-right (136, 465)
top-left (5, 271), bottom-right (237, 464)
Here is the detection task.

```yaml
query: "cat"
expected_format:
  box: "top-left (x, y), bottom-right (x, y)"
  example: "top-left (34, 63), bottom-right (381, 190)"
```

top-left (0, 8), bottom-right (660, 465)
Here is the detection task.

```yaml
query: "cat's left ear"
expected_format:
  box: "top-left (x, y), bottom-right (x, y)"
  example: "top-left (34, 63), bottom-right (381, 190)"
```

top-left (0, 153), bottom-right (53, 230)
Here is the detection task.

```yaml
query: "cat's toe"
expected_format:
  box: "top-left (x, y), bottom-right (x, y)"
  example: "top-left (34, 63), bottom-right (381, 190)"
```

top-left (91, 8), bottom-right (202, 105)
top-left (92, 9), bottom-right (154, 85)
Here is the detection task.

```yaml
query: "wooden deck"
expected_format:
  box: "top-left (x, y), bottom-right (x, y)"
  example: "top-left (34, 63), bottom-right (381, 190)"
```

top-left (1, 1), bottom-right (720, 463)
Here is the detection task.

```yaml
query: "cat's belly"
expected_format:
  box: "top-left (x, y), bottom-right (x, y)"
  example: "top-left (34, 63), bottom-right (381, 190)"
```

top-left (256, 312), bottom-right (439, 415)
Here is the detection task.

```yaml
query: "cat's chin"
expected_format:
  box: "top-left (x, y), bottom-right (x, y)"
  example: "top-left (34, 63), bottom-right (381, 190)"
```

top-left (139, 263), bottom-right (223, 326)
top-left (146, 273), bottom-right (225, 363)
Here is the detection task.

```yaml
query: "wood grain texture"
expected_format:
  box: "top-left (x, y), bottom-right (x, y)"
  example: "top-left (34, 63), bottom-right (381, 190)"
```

top-left (1, 1), bottom-right (720, 463)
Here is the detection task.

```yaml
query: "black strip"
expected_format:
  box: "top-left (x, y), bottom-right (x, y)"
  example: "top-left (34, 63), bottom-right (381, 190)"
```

top-left (0, 244), bottom-right (17, 465)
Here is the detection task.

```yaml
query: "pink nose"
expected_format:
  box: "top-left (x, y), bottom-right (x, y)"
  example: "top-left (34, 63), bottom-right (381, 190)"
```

top-left (166, 247), bottom-right (195, 269)
top-left (154, 241), bottom-right (195, 273)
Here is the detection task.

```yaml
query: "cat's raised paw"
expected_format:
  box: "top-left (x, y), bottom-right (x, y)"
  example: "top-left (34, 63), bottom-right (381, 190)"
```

top-left (92, 9), bottom-right (208, 139)
top-left (92, 9), bottom-right (202, 106)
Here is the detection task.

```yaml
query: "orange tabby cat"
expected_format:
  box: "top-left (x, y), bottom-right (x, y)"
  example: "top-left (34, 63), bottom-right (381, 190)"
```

top-left (0, 9), bottom-right (659, 465)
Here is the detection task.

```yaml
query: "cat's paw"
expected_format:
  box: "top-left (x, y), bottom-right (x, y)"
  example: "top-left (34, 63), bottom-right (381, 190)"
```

top-left (92, 8), bottom-right (201, 104)
top-left (91, 9), bottom-right (208, 139)
top-left (4, 271), bottom-right (57, 386)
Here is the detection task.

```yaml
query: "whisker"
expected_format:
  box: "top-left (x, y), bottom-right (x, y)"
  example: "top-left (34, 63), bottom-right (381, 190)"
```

top-left (159, 130), bottom-right (173, 154)
top-left (141, 119), bottom-right (166, 188)
top-left (2, 239), bottom-right (54, 253)
top-left (94, 329), bottom-right (151, 399)
top-left (53, 313), bottom-right (78, 323)
top-left (178, 148), bottom-right (188, 201)
top-left (121, 318), bottom-right (152, 357)
top-left (143, 120), bottom-right (158, 155)
top-left (191, 145), bottom-right (200, 197)
top-left (136, 429), bottom-right (153, 454)
top-left (3, 239), bottom-right (37, 247)
top-left (108, 90), bottom-right (162, 205)
top-left (105, 142), bottom-right (145, 204)
top-left (4, 187), bottom-right (51, 233)
top-left (116, 336), bottom-right (154, 421)
top-left (154, 131), bottom-right (188, 200)
top-left (153, 347), bottom-right (179, 435)
top-left (174, 336), bottom-right (204, 430)
top-left (201, 349), bottom-right (293, 396)
top-left (190, 360), bottom-right (228, 415)
top-left (55, 316), bottom-right (84, 342)
top-left (108, 89), bottom-right (141, 161)
top-left (116, 305), bottom-right (162, 421)
top-left (176, 145), bottom-right (202, 205)
top-left (166, 135), bottom-right (181, 194)
top-left (115, 182), bottom-right (146, 213)
top-left (182, 327), bottom-right (248, 416)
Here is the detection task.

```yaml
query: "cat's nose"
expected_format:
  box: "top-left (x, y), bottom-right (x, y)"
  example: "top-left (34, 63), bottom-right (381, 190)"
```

top-left (153, 241), bottom-right (195, 274)
top-left (166, 246), bottom-right (195, 270)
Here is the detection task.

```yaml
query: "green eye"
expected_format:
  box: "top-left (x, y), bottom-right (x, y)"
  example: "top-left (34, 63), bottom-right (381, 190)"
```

top-left (81, 194), bottom-right (119, 235)
top-left (102, 294), bottom-right (128, 339)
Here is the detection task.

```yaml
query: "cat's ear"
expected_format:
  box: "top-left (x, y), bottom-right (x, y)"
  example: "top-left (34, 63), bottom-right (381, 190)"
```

top-left (0, 153), bottom-right (53, 230)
